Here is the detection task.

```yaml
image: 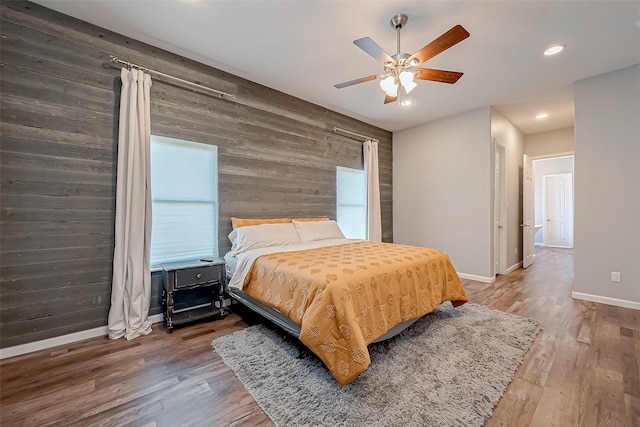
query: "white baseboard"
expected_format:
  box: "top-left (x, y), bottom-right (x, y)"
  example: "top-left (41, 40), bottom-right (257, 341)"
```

top-left (458, 263), bottom-right (522, 283)
top-left (572, 292), bottom-right (640, 311)
top-left (0, 313), bottom-right (165, 360)
top-left (457, 272), bottom-right (496, 284)
top-left (506, 262), bottom-right (522, 274)
top-left (149, 313), bottom-right (165, 324)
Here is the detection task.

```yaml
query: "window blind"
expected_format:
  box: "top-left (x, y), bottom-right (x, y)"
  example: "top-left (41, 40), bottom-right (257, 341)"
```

top-left (336, 166), bottom-right (367, 239)
top-left (150, 135), bottom-right (218, 265)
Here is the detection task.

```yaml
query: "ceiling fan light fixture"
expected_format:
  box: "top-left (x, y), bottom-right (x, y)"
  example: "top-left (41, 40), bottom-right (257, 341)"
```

top-left (399, 71), bottom-right (417, 94)
top-left (379, 75), bottom-right (399, 97)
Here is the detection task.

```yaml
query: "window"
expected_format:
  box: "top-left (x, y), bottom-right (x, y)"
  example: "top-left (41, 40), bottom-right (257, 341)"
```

top-left (336, 166), bottom-right (366, 239)
top-left (150, 135), bottom-right (218, 265)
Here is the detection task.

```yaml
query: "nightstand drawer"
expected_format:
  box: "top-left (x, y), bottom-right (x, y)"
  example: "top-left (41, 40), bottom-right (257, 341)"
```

top-left (175, 265), bottom-right (222, 288)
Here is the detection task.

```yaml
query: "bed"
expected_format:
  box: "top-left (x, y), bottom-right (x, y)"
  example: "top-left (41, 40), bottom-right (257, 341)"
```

top-left (225, 218), bottom-right (469, 386)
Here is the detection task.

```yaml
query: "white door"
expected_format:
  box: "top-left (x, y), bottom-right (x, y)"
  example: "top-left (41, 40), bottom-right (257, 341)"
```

top-left (544, 173), bottom-right (574, 248)
top-left (523, 154), bottom-right (535, 268)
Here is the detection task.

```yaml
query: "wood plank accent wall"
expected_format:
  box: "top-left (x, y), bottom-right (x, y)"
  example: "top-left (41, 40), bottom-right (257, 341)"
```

top-left (0, 2), bottom-right (393, 348)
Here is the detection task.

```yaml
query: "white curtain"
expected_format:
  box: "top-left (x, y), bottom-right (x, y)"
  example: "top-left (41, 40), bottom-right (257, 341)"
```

top-left (363, 140), bottom-right (382, 242)
top-left (108, 68), bottom-right (153, 340)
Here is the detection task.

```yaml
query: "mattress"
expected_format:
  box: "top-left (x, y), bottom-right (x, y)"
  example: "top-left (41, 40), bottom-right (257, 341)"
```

top-left (223, 251), bottom-right (238, 280)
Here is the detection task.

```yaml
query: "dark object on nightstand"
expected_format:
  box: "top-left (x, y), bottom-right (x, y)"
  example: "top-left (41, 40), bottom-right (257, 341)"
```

top-left (161, 259), bottom-right (226, 332)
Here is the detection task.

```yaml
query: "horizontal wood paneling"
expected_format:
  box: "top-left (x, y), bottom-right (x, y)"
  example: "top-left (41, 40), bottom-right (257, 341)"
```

top-left (1, 246), bottom-right (115, 267)
top-left (0, 1), bottom-right (393, 348)
top-left (1, 269), bottom-right (113, 295)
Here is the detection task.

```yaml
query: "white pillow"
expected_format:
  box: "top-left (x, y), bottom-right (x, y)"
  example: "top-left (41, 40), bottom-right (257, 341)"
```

top-left (293, 220), bottom-right (346, 242)
top-left (228, 223), bottom-right (301, 254)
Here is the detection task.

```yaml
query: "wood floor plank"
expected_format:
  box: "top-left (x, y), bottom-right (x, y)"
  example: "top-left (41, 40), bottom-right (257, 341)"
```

top-left (620, 327), bottom-right (640, 398)
top-left (626, 393), bottom-right (640, 427)
top-left (577, 305), bottom-right (595, 344)
top-left (579, 367), bottom-right (626, 427)
top-left (0, 247), bottom-right (638, 426)
top-left (485, 389), bottom-right (538, 427)
top-left (517, 331), bottom-right (559, 388)
top-left (1, 380), bottom-right (96, 424)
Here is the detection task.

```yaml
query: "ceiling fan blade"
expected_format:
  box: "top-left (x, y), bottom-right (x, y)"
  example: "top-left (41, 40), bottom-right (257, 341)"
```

top-left (384, 94), bottom-right (397, 104)
top-left (354, 37), bottom-right (394, 64)
top-left (334, 74), bottom-right (377, 89)
top-left (415, 68), bottom-right (464, 84)
top-left (408, 24), bottom-right (470, 65)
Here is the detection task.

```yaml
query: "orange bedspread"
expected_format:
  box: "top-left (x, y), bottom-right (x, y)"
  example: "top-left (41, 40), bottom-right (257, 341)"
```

top-left (242, 241), bottom-right (468, 385)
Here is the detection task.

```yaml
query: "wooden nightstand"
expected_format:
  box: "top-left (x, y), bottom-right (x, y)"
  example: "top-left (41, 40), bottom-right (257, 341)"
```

top-left (161, 259), bottom-right (226, 332)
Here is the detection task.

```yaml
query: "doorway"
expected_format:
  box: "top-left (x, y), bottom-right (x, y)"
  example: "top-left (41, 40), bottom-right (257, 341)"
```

top-left (533, 155), bottom-right (574, 249)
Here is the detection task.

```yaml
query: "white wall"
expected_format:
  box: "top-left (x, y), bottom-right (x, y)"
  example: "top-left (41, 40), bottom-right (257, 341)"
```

top-left (525, 127), bottom-right (575, 158)
top-left (393, 107), bottom-right (493, 281)
top-left (491, 108), bottom-right (525, 270)
top-left (574, 64), bottom-right (640, 308)
top-left (533, 156), bottom-right (574, 245)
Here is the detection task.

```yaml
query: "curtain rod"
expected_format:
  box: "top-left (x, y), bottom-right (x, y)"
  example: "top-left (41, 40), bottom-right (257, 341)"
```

top-left (109, 55), bottom-right (236, 100)
top-left (333, 127), bottom-right (379, 143)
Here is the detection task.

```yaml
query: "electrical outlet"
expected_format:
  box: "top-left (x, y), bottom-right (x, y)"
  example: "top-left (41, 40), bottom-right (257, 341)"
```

top-left (514, 247), bottom-right (518, 255)
top-left (611, 272), bottom-right (621, 283)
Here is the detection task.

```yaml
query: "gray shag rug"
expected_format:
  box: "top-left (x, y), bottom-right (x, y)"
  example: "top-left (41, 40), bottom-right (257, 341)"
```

top-left (212, 303), bottom-right (541, 427)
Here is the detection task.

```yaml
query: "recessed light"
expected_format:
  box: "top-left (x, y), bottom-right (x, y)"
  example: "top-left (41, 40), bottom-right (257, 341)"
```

top-left (544, 45), bottom-right (564, 56)
top-left (400, 100), bottom-right (412, 107)
top-left (536, 113), bottom-right (548, 119)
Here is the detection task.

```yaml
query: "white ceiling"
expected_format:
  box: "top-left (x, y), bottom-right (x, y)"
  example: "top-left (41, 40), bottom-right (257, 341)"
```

top-left (33, 1), bottom-right (640, 134)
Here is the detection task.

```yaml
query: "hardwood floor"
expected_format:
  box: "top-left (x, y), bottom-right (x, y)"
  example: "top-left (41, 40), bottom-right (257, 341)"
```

top-left (1, 247), bottom-right (638, 426)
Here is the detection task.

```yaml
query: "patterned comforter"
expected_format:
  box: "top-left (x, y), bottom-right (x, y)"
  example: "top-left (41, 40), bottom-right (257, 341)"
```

top-left (240, 241), bottom-right (468, 385)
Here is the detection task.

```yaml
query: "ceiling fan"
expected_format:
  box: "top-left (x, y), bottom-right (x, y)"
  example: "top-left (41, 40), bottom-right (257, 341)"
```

top-left (334, 14), bottom-right (470, 105)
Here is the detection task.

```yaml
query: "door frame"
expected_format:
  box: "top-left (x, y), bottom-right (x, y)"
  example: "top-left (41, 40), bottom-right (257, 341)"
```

top-left (493, 140), bottom-right (507, 275)
top-left (523, 154), bottom-right (535, 268)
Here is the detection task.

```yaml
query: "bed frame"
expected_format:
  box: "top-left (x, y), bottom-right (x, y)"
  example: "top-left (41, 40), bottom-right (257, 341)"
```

top-left (227, 286), bottom-right (421, 344)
